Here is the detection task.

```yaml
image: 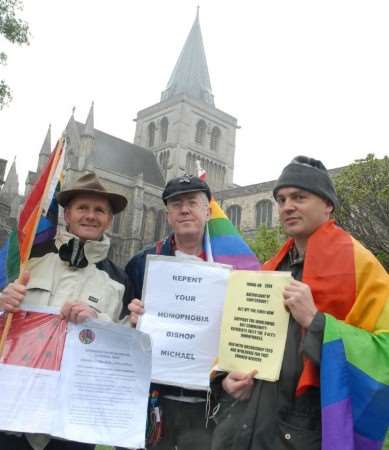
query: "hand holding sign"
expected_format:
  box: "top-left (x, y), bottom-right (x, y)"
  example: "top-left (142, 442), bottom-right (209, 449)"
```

top-left (138, 255), bottom-right (232, 390)
top-left (218, 271), bottom-right (292, 382)
top-left (222, 369), bottom-right (258, 401)
top-left (128, 298), bottom-right (144, 327)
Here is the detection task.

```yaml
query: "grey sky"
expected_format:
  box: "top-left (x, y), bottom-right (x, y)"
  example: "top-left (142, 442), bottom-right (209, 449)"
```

top-left (1, 0), bottom-right (389, 190)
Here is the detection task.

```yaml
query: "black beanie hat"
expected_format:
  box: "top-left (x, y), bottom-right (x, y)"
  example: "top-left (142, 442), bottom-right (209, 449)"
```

top-left (273, 156), bottom-right (338, 208)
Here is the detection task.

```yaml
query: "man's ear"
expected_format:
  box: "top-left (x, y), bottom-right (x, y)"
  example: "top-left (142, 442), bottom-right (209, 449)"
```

top-left (166, 209), bottom-right (173, 227)
top-left (63, 207), bottom-right (70, 227)
top-left (325, 200), bottom-right (334, 215)
top-left (206, 205), bottom-right (211, 220)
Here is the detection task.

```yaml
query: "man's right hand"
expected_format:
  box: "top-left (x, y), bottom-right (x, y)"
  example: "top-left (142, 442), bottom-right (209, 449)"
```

top-left (128, 298), bottom-right (144, 327)
top-left (222, 369), bottom-right (257, 401)
top-left (0, 271), bottom-right (30, 313)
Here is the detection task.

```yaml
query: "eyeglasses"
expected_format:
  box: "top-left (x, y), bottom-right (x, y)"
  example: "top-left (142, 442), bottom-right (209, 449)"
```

top-left (167, 198), bottom-right (207, 212)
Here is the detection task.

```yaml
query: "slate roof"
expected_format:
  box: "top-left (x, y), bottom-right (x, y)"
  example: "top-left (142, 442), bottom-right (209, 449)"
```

top-left (75, 122), bottom-right (165, 188)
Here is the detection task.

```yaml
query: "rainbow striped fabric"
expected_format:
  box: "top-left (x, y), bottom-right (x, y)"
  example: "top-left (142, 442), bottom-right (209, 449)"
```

top-left (205, 198), bottom-right (261, 270)
top-left (264, 220), bottom-right (389, 448)
top-left (320, 233), bottom-right (389, 450)
top-left (0, 139), bottom-right (64, 288)
top-left (321, 315), bottom-right (389, 450)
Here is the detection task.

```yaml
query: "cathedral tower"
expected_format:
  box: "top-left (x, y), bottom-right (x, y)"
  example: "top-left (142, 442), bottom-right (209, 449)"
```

top-left (134, 9), bottom-right (238, 191)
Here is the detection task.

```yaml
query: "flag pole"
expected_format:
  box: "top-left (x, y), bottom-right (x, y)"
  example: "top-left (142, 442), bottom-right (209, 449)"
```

top-left (0, 137), bottom-right (64, 357)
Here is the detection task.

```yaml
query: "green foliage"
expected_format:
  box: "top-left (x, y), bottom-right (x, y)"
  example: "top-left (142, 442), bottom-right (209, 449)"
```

top-left (334, 154), bottom-right (389, 270)
top-left (0, 0), bottom-right (30, 109)
top-left (0, 79), bottom-right (12, 108)
top-left (248, 224), bottom-right (286, 263)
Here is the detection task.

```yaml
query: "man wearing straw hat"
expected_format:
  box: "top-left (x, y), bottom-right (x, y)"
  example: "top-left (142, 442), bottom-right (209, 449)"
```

top-left (0, 172), bottom-right (129, 450)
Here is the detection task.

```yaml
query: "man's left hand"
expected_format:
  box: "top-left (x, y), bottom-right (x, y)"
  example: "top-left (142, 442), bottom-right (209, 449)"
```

top-left (60, 301), bottom-right (98, 324)
top-left (283, 280), bottom-right (318, 328)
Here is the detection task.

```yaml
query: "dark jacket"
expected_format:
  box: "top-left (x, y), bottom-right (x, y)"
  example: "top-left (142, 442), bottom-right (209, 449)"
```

top-left (211, 249), bottom-right (324, 450)
top-left (96, 257), bottom-right (131, 307)
top-left (122, 236), bottom-right (174, 318)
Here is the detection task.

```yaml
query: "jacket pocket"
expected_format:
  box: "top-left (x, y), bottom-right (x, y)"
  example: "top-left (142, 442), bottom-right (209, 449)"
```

top-left (275, 410), bottom-right (321, 450)
top-left (212, 395), bottom-right (248, 450)
top-left (27, 276), bottom-right (52, 292)
top-left (25, 276), bottom-right (52, 308)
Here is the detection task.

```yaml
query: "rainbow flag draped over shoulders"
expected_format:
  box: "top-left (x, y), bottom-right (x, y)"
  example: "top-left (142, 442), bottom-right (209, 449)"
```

top-left (205, 198), bottom-right (261, 270)
top-left (263, 220), bottom-right (389, 449)
top-left (320, 235), bottom-right (389, 450)
top-left (0, 139), bottom-right (64, 288)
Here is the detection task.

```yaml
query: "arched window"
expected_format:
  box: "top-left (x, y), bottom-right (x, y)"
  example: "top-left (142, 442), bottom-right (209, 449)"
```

top-left (155, 210), bottom-right (166, 241)
top-left (195, 120), bottom-right (206, 145)
top-left (112, 212), bottom-right (121, 234)
top-left (221, 167), bottom-right (226, 186)
top-left (141, 206), bottom-right (147, 240)
top-left (160, 117), bottom-right (168, 143)
top-left (148, 122), bottom-right (156, 147)
top-left (143, 208), bottom-right (156, 243)
top-left (210, 126), bottom-right (221, 151)
top-left (256, 200), bottom-right (273, 228)
top-left (159, 151), bottom-right (169, 178)
top-left (227, 205), bottom-right (242, 229)
top-left (185, 153), bottom-right (192, 175)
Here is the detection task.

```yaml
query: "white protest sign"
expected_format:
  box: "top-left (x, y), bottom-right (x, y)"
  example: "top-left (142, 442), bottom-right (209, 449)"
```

top-left (0, 306), bottom-right (151, 449)
top-left (138, 255), bottom-right (232, 390)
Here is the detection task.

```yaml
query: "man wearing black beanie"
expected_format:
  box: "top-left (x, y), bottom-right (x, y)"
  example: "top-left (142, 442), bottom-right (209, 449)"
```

top-left (212, 156), bottom-right (389, 450)
top-left (272, 155), bottom-right (338, 208)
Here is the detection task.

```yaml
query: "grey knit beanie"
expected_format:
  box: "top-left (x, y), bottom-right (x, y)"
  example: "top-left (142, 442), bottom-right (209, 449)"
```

top-left (273, 156), bottom-right (338, 208)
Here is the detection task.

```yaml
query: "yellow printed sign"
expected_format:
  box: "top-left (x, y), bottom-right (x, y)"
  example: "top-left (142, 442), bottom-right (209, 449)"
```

top-left (218, 271), bottom-right (292, 381)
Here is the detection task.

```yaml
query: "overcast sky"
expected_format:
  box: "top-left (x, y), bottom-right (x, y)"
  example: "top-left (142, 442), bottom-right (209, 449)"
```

top-left (1, 0), bottom-right (389, 191)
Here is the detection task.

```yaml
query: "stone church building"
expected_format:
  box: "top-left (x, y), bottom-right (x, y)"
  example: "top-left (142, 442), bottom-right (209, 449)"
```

top-left (0, 11), bottom-right (342, 267)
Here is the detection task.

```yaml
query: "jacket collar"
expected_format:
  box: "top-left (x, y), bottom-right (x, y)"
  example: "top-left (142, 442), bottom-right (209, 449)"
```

top-left (55, 230), bottom-right (110, 264)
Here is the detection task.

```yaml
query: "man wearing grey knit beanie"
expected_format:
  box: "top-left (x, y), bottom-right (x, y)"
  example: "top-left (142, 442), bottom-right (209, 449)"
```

top-left (212, 156), bottom-right (389, 450)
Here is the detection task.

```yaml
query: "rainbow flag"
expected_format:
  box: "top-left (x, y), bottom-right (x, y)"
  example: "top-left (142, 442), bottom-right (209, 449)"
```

top-left (195, 162), bottom-right (261, 270)
top-left (0, 238), bottom-right (10, 288)
top-left (321, 315), bottom-right (389, 450)
top-left (0, 139), bottom-right (64, 288)
top-left (205, 198), bottom-right (261, 270)
top-left (0, 230), bottom-right (20, 289)
top-left (263, 220), bottom-right (389, 448)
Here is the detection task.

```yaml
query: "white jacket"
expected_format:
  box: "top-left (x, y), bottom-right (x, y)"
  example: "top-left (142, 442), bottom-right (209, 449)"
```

top-left (14, 232), bottom-right (124, 450)
top-left (24, 231), bottom-right (124, 322)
